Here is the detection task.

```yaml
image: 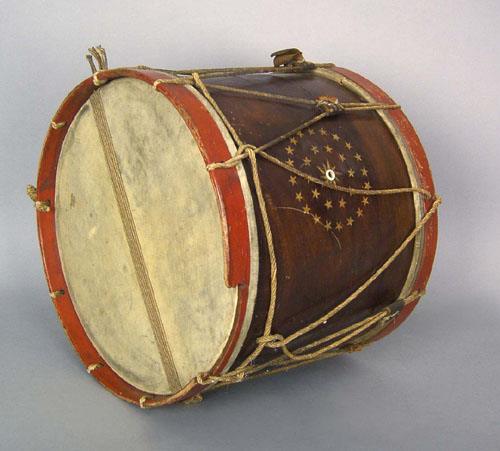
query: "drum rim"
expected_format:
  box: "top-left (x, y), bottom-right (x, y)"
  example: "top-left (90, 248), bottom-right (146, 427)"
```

top-left (326, 66), bottom-right (438, 340)
top-left (35, 68), bottom-right (253, 406)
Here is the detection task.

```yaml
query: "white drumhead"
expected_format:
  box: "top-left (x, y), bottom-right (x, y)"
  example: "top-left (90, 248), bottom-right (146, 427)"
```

top-left (55, 78), bottom-right (257, 395)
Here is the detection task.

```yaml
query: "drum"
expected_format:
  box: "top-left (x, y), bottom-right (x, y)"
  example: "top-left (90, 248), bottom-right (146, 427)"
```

top-left (29, 47), bottom-right (440, 407)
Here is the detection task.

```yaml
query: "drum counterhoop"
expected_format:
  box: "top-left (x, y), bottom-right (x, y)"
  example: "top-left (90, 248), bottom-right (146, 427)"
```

top-left (29, 46), bottom-right (440, 407)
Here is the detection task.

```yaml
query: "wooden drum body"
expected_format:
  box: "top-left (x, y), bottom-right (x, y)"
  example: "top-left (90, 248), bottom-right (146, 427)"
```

top-left (32, 51), bottom-right (439, 407)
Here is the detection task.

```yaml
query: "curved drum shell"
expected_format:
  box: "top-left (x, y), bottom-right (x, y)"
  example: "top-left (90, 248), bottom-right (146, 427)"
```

top-left (34, 65), bottom-right (437, 407)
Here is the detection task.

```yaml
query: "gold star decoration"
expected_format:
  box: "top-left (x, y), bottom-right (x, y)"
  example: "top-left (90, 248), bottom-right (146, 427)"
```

top-left (287, 126), bottom-right (371, 242)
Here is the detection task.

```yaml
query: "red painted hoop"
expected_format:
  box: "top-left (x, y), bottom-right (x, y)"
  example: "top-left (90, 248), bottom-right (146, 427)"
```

top-left (328, 67), bottom-right (438, 340)
top-left (35, 68), bottom-right (252, 407)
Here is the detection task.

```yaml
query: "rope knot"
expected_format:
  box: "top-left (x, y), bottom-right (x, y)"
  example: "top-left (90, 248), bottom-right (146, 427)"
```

top-left (236, 143), bottom-right (257, 157)
top-left (256, 334), bottom-right (285, 348)
top-left (316, 97), bottom-right (343, 116)
top-left (196, 372), bottom-right (211, 385)
top-left (27, 184), bottom-right (51, 212)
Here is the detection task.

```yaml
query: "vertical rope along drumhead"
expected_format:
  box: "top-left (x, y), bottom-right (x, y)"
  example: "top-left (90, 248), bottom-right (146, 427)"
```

top-left (30, 47), bottom-right (440, 407)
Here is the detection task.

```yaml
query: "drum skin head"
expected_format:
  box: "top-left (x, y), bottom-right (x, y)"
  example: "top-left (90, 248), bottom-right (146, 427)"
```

top-left (55, 78), bottom-right (248, 394)
top-left (36, 69), bottom-right (259, 405)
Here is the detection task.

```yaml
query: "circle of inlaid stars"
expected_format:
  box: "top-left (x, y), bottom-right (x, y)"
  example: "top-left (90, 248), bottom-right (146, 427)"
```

top-left (282, 123), bottom-right (372, 246)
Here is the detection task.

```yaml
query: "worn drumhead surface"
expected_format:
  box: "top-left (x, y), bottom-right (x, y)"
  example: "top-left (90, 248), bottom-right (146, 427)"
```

top-left (54, 78), bottom-right (255, 395)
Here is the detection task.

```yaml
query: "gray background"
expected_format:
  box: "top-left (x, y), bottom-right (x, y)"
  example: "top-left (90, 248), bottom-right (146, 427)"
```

top-left (1, 1), bottom-right (499, 450)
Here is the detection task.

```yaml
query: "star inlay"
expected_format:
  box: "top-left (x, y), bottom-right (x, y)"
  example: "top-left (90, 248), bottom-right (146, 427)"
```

top-left (311, 188), bottom-right (320, 199)
top-left (347, 217), bottom-right (354, 226)
top-left (296, 192), bottom-right (303, 202)
top-left (339, 198), bottom-right (346, 208)
top-left (289, 176), bottom-right (297, 186)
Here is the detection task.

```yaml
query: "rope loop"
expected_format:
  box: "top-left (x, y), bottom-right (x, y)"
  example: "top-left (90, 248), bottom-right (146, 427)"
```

top-left (93, 71), bottom-right (107, 87)
top-left (27, 184), bottom-right (51, 212)
top-left (139, 395), bottom-right (153, 409)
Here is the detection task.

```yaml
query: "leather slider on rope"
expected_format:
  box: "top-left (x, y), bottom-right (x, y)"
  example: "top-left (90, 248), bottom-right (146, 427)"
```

top-left (316, 97), bottom-right (343, 116)
top-left (196, 370), bottom-right (246, 385)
